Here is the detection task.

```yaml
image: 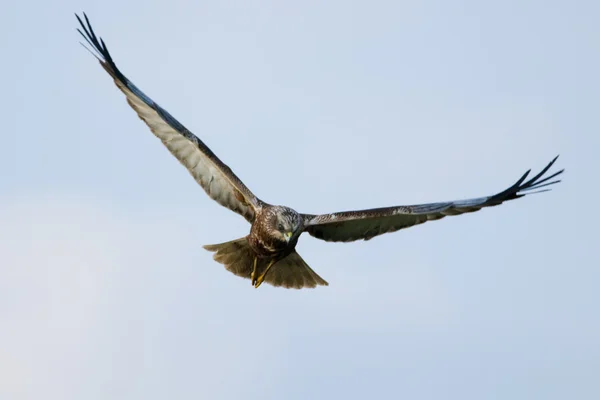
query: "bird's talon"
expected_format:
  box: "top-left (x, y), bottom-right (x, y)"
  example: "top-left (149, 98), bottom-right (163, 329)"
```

top-left (254, 275), bottom-right (266, 288)
top-left (251, 257), bottom-right (258, 286)
top-left (252, 260), bottom-right (275, 289)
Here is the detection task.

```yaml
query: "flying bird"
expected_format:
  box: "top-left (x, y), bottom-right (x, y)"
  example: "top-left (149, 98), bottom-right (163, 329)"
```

top-left (76, 13), bottom-right (564, 289)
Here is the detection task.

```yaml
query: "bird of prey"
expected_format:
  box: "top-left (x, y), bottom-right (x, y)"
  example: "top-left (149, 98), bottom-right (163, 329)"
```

top-left (76, 13), bottom-right (564, 290)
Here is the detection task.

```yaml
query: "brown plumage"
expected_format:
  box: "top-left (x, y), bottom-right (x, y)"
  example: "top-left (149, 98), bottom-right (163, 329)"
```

top-left (76, 13), bottom-right (564, 289)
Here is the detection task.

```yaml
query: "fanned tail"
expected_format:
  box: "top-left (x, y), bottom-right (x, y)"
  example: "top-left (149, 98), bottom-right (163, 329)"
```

top-left (203, 237), bottom-right (256, 279)
top-left (203, 237), bottom-right (328, 289)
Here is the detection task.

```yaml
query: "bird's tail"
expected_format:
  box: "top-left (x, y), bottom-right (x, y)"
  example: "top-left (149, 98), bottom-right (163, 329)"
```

top-left (203, 237), bottom-right (328, 289)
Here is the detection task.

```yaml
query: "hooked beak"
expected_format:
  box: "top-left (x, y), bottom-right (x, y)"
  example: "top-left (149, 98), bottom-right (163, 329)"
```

top-left (284, 231), bottom-right (293, 242)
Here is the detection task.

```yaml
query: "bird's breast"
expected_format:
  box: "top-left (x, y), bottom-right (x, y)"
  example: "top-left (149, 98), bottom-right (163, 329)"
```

top-left (248, 233), bottom-right (289, 258)
top-left (248, 223), bottom-right (291, 258)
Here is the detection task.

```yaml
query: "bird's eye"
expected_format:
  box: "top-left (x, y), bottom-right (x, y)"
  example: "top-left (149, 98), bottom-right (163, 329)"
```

top-left (277, 223), bottom-right (284, 231)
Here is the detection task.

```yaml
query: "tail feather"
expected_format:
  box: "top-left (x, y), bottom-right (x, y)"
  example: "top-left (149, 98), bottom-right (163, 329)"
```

top-left (266, 252), bottom-right (329, 289)
top-left (203, 237), bottom-right (254, 279)
top-left (203, 237), bottom-right (328, 289)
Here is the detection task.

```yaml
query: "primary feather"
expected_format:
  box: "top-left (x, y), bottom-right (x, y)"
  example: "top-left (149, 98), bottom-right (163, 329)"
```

top-left (302, 156), bottom-right (564, 242)
top-left (76, 13), bottom-right (261, 222)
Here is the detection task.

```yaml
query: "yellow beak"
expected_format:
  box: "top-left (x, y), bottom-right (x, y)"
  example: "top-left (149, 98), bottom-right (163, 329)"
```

top-left (284, 232), bottom-right (293, 242)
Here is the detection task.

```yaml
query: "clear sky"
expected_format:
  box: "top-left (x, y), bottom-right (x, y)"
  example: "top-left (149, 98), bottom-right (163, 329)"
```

top-left (1, 1), bottom-right (598, 399)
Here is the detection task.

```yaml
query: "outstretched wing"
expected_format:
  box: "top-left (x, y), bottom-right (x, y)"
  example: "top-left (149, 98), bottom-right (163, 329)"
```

top-left (76, 13), bottom-right (261, 222)
top-left (303, 156), bottom-right (563, 242)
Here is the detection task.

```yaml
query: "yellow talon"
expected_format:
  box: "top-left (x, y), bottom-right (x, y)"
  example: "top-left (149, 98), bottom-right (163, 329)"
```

top-left (253, 259), bottom-right (275, 288)
top-left (251, 257), bottom-right (258, 285)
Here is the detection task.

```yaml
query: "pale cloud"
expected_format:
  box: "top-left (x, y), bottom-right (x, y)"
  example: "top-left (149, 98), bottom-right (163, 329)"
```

top-left (0, 193), bottom-right (452, 399)
top-left (0, 193), bottom-right (274, 399)
top-left (0, 194), bottom-right (128, 399)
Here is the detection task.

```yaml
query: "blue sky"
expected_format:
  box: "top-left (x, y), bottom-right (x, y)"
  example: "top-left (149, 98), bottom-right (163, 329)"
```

top-left (1, 1), bottom-right (598, 399)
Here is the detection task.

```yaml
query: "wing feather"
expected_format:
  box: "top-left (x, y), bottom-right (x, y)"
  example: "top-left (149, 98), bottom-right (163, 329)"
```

top-left (76, 13), bottom-right (260, 222)
top-left (303, 157), bottom-right (564, 242)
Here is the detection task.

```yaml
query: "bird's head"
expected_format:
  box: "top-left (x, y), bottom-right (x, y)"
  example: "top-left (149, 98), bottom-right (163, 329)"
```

top-left (269, 206), bottom-right (302, 244)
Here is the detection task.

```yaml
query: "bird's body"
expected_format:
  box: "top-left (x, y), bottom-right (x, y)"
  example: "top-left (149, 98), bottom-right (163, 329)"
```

top-left (76, 13), bottom-right (564, 289)
top-left (248, 206), bottom-right (302, 258)
top-left (243, 205), bottom-right (306, 287)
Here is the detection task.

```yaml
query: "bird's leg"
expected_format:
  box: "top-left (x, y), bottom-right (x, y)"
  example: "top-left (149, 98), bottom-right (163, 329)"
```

top-left (251, 257), bottom-right (258, 285)
top-left (253, 259), bottom-right (276, 289)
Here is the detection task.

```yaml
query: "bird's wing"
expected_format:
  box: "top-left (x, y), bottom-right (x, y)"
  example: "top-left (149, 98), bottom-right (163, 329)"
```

top-left (302, 156), bottom-right (563, 242)
top-left (76, 13), bottom-right (261, 222)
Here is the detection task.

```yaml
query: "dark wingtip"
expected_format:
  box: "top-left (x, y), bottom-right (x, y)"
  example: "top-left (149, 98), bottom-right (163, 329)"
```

top-left (519, 156), bottom-right (564, 195)
top-left (75, 12), bottom-right (125, 79)
top-left (490, 156), bottom-right (564, 204)
top-left (512, 169), bottom-right (531, 191)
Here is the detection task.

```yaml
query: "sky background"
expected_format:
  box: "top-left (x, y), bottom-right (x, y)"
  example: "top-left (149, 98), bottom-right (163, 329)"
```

top-left (1, 1), bottom-right (598, 399)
